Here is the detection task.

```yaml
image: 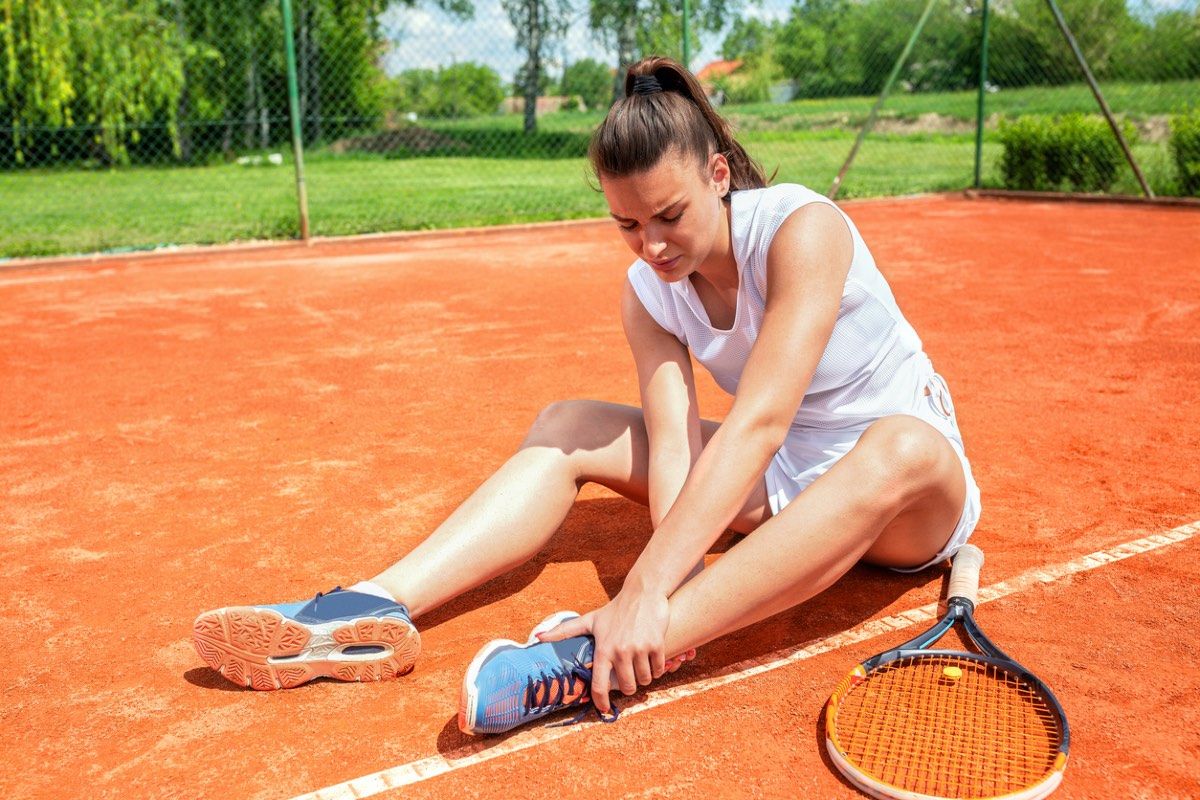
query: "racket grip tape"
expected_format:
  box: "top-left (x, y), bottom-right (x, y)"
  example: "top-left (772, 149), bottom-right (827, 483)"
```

top-left (947, 544), bottom-right (984, 605)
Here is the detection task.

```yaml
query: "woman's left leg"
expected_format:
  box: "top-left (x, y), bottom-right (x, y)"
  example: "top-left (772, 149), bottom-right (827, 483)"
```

top-left (657, 414), bottom-right (967, 659)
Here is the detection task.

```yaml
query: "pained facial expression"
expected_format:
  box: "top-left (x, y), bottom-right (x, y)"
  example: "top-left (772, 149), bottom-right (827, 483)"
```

top-left (601, 148), bottom-right (731, 282)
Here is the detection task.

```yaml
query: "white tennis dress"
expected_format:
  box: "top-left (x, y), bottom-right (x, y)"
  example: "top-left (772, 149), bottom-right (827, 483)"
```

top-left (626, 183), bottom-right (981, 570)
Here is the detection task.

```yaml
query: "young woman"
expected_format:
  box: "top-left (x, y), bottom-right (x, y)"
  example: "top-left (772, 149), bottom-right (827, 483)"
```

top-left (193, 57), bottom-right (981, 736)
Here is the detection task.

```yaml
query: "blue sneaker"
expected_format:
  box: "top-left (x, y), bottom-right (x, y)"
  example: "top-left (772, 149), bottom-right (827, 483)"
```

top-left (192, 587), bottom-right (420, 690)
top-left (459, 611), bottom-right (617, 735)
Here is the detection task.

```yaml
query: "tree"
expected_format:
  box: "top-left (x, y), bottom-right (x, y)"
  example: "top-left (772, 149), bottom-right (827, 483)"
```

top-left (1111, 10), bottom-right (1200, 82)
top-left (561, 58), bottom-right (612, 111)
top-left (1, 0), bottom-right (75, 164)
top-left (720, 17), bottom-right (773, 63)
top-left (775, 17), bottom-right (827, 88)
top-left (389, 68), bottom-right (440, 113)
top-left (588, 0), bottom-right (742, 100)
top-left (1, 0), bottom-right (184, 165)
top-left (502, 0), bottom-right (573, 133)
top-left (514, 61), bottom-right (555, 97)
top-left (435, 62), bottom-right (504, 117)
top-left (989, 0), bottom-right (1137, 87)
top-left (389, 63), bottom-right (503, 117)
top-left (1, 0), bottom-right (479, 167)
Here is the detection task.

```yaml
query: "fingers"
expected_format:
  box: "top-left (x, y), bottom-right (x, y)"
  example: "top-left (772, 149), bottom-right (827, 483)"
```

top-left (612, 654), bottom-right (638, 697)
top-left (635, 653), bottom-right (654, 687)
top-left (536, 613), bottom-right (592, 643)
top-left (650, 650), bottom-right (666, 680)
top-left (591, 654), bottom-right (613, 713)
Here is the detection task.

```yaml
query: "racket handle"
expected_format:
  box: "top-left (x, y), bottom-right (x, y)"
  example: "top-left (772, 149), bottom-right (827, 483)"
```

top-left (947, 544), bottom-right (985, 605)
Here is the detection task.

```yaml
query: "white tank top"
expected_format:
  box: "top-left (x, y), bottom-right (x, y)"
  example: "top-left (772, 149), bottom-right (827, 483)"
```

top-left (627, 183), bottom-right (933, 432)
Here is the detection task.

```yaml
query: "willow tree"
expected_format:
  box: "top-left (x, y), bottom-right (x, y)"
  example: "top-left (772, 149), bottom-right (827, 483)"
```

top-left (1, 0), bottom-right (182, 165)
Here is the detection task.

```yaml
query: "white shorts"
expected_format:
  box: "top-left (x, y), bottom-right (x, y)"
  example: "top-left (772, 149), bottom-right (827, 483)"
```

top-left (763, 371), bottom-right (982, 572)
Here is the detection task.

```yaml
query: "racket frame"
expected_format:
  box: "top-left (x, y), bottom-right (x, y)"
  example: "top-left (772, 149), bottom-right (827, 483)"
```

top-left (824, 555), bottom-right (1071, 800)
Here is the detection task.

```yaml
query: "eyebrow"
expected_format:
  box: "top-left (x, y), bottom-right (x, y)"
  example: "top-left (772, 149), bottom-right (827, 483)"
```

top-left (610, 198), bottom-right (685, 223)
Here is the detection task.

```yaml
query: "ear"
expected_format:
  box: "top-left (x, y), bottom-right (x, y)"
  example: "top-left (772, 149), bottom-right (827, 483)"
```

top-left (708, 152), bottom-right (731, 197)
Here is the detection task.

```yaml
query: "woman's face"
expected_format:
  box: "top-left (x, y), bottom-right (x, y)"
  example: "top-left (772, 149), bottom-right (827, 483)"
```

top-left (600, 148), bottom-right (731, 283)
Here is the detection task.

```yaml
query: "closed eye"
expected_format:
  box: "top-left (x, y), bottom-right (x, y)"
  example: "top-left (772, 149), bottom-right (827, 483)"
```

top-left (618, 211), bottom-right (683, 232)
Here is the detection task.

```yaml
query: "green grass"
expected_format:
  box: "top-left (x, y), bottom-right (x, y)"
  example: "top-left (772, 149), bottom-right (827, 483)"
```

top-left (725, 78), bottom-right (1200, 128)
top-left (3, 79), bottom-right (1196, 258)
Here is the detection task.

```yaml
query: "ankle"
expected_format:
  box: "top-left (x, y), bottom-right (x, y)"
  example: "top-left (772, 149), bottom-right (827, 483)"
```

top-left (346, 580), bottom-right (397, 603)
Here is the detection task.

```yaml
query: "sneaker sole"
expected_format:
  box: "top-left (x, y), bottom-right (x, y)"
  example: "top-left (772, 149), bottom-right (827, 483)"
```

top-left (458, 610), bottom-right (579, 735)
top-left (192, 607), bottom-right (421, 691)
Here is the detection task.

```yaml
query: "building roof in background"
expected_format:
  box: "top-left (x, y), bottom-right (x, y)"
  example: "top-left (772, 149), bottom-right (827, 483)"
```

top-left (695, 60), bottom-right (743, 81)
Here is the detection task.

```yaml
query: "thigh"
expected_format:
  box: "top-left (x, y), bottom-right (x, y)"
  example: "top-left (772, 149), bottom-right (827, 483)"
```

top-left (525, 399), bottom-right (772, 534)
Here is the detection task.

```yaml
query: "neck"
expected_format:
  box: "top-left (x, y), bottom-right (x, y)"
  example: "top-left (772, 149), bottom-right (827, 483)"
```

top-left (693, 199), bottom-right (737, 291)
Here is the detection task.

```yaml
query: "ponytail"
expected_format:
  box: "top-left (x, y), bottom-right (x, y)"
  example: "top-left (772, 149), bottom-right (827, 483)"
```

top-left (589, 56), bottom-right (768, 191)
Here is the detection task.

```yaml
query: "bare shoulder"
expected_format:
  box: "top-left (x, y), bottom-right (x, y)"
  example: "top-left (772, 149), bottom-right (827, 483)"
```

top-left (773, 201), bottom-right (853, 260)
top-left (766, 201), bottom-right (854, 292)
top-left (621, 276), bottom-right (677, 345)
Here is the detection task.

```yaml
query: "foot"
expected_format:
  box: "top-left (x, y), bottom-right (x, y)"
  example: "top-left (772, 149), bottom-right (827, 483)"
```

top-left (459, 611), bottom-right (605, 735)
top-left (192, 587), bottom-right (420, 690)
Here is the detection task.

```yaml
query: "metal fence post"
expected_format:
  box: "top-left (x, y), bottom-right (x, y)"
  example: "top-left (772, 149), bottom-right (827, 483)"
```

top-left (974, 0), bottom-right (991, 189)
top-left (1044, 0), bottom-right (1153, 198)
top-left (280, 0), bottom-right (312, 240)
top-left (828, 0), bottom-right (939, 200)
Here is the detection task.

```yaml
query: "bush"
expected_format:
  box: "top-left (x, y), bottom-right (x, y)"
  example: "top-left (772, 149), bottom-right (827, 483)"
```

top-left (998, 113), bottom-right (1133, 192)
top-left (998, 116), bottom-right (1057, 191)
top-left (561, 59), bottom-right (612, 112)
top-left (388, 63), bottom-right (504, 119)
top-left (1169, 107), bottom-right (1200, 196)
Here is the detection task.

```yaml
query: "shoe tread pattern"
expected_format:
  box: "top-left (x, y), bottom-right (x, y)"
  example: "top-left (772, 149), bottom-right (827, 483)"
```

top-left (332, 617), bottom-right (421, 682)
top-left (192, 608), bottom-right (312, 691)
top-left (193, 609), bottom-right (420, 690)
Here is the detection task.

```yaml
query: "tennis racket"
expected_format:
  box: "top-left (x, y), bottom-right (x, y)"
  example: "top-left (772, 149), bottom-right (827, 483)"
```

top-left (824, 544), bottom-right (1070, 800)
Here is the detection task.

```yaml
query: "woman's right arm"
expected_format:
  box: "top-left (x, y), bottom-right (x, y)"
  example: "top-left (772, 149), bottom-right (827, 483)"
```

top-left (620, 278), bottom-right (702, 531)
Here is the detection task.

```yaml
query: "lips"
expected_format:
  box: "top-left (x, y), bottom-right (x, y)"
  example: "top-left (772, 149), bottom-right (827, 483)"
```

top-left (651, 256), bottom-right (681, 272)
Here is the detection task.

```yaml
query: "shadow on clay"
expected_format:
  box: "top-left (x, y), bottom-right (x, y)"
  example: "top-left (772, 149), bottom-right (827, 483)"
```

top-left (414, 495), bottom-right (739, 634)
top-left (420, 493), bottom-right (948, 757)
top-left (183, 666), bottom-right (253, 692)
top-left (183, 495), bottom-right (949, 704)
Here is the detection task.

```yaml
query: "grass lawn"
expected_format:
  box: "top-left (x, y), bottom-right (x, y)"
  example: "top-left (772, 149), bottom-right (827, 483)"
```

top-left (3, 79), bottom-right (1194, 258)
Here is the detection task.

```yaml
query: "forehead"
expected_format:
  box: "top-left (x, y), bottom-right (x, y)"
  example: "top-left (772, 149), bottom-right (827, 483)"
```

top-left (601, 151), bottom-right (705, 217)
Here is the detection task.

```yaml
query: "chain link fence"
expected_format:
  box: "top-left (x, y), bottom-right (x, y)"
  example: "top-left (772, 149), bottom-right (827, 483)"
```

top-left (2, 0), bottom-right (1197, 258)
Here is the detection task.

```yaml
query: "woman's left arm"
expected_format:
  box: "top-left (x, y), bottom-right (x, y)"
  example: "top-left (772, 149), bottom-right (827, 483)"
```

top-left (629, 201), bottom-right (853, 596)
top-left (540, 202), bottom-right (854, 708)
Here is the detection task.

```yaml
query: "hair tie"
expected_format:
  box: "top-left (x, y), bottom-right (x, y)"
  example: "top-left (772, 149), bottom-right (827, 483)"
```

top-left (632, 74), bottom-right (663, 96)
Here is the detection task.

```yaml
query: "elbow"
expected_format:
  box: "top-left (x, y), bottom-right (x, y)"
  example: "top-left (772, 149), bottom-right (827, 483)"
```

top-left (721, 410), bottom-right (792, 462)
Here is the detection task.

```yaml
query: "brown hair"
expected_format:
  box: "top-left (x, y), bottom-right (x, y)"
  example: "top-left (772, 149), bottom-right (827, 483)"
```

top-left (588, 56), bottom-right (768, 192)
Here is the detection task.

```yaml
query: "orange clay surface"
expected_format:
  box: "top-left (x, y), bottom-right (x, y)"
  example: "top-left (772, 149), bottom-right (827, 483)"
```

top-left (1, 196), bottom-right (1198, 800)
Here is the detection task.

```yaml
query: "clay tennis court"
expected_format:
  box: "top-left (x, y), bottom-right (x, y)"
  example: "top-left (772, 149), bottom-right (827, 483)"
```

top-left (2, 195), bottom-right (1197, 799)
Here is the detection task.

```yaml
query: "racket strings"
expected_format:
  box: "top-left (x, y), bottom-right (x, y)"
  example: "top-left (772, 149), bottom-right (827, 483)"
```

top-left (833, 654), bottom-right (1063, 799)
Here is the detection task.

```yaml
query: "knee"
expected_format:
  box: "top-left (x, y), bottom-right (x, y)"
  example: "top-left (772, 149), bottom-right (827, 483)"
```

top-left (522, 399), bottom-right (598, 449)
top-left (858, 416), bottom-right (955, 503)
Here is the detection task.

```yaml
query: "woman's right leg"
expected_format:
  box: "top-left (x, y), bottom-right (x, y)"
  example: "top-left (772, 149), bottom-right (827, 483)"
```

top-left (371, 399), bottom-right (770, 619)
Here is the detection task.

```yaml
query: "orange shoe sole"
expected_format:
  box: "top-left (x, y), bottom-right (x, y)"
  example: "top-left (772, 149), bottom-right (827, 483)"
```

top-left (192, 607), bottom-right (420, 690)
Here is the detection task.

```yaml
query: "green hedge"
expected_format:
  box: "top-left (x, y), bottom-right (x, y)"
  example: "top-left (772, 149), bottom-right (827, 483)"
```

top-left (1169, 108), bottom-right (1200, 196)
top-left (998, 113), bottom-right (1135, 192)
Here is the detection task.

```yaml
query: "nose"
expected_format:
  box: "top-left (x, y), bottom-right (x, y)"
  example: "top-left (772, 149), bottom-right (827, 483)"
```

top-left (642, 229), bottom-right (667, 261)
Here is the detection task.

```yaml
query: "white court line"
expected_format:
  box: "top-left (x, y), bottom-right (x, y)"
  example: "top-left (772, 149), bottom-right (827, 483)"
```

top-left (290, 520), bottom-right (1199, 800)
